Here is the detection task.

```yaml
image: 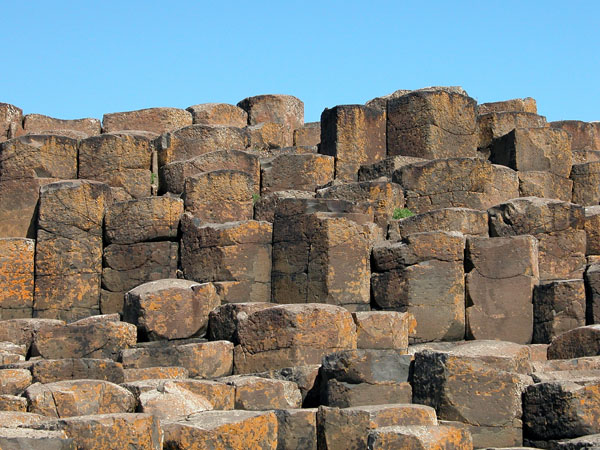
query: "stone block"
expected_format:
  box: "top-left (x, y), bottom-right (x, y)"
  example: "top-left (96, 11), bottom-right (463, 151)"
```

top-left (547, 325), bottom-right (600, 359)
top-left (181, 217), bottom-right (272, 302)
top-left (393, 157), bottom-right (518, 214)
top-left (317, 404), bottom-right (438, 450)
top-left (137, 380), bottom-right (213, 420)
top-left (186, 103), bottom-right (248, 127)
top-left (387, 89), bottom-right (478, 159)
top-left (0, 428), bottom-right (75, 450)
top-left (183, 169), bottom-right (255, 221)
top-left (317, 180), bottom-right (404, 229)
top-left (255, 365), bottom-right (321, 407)
top-left (352, 311), bottom-right (413, 350)
top-left (275, 408), bottom-right (317, 450)
top-left (0, 135), bottom-right (78, 181)
top-left (387, 207), bottom-right (488, 241)
top-left (533, 279), bottom-right (586, 344)
top-left (25, 379), bottom-right (135, 418)
top-left (358, 155), bottom-right (427, 181)
top-left (157, 124), bottom-right (248, 166)
top-left (551, 120), bottom-right (600, 150)
top-left (536, 229), bottom-right (587, 281)
top-left (477, 111), bottom-right (546, 156)
top-left (79, 132), bottom-right (154, 198)
top-left (23, 114), bottom-right (101, 137)
top-left (465, 235), bottom-right (538, 344)
top-left (122, 366), bottom-right (189, 382)
top-left (272, 211), bottom-right (373, 309)
top-left (163, 410), bottom-right (277, 450)
top-left (584, 206), bottom-right (600, 255)
top-left (33, 319), bottom-right (136, 360)
top-left (571, 162), bottom-right (600, 206)
top-left (321, 380), bottom-right (404, 408)
top-left (160, 149), bottom-right (260, 194)
top-left (0, 238), bottom-right (34, 319)
top-left (293, 121), bottom-right (320, 147)
top-left (261, 153), bottom-right (334, 194)
top-left (30, 358), bottom-right (124, 384)
top-left (0, 103), bottom-right (23, 141)
top-left (102, 106), bottom-right (192, 134)
top-left (213, 280), bottom-right (271, 304)
top-left (238, 94), bottom-right (304, 146)
top-left (208, 302), bottom-right (272, 343)
top-left (368, 425), bottom-right (473, 450)
top-left (253, 190), bottom-right (315, 222)
top-left (320, 104), bottom-right (386, 181)
top-left (233, 303), bottom-right (357, 374)
top-left (0, 318), bottom-right (64, 353)
top-left (372, 260), bottom-right (465, 343)
top-left (523, 381), bottom-right (600, 441)
top-left (586, 263), bottom-right (600, 324)
top-left (34, 413), bottom-right (163, 450)
top-left (123, 279), bottom-right (219, 341)
top-left (0, 395), bottom-right (27, 412)
top-left (246, 122), bottom-right (288, 150)
top-left (101, 241), bottom-right (178, 293)
top-left (0, 369), bottom-right (31, 395)
top-left (105, 196), bottom-right (183, 244)
top-left (0, 178), bottom-right (55, 238)
top-left (321, 349), bottom-right (412, 384)
top-left (491, 127), bottom-right (572, 177)
top-left (518, 170), bottom-right (573, 201)
top-left (120, 340), bottom-right (233, 378)
top-left (478, 97), bottom-right (537, 115)
top-left (220, 375), bottom-right (302, 410)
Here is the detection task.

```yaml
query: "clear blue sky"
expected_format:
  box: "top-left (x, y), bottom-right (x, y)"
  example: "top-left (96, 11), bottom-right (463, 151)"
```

top-left (2, 1), bottom-right (598, 123)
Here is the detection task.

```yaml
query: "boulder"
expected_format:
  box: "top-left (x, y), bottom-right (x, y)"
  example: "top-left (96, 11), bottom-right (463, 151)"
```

top-left (358, 155), bottom-right (427, 181)
top-left (137, 380), bottom-right (213, 420)
top-left (550, 120), bottom-right (600, 150)
top-left (518, 171), bottom-right (573, 201)
top-left (293, 121), bottom-right (320, 147)
top-left (478, 97), bottom-right (537, 115)
top-left (368, 425), bottom-right (473, 450)
top-left (261, 153), bottom-right (334, 194)
top-left (0, 428), bottom-right (75, 450)
top-left (221, 375), bottom-right (302, 410)
top-left (571, 162), bottom-right (600, 206)
top-left (102, 107), bottom-right (192, 134)
top-left (275, 408), bottom-right (317, 450)
top-left (186, 103), bottom-right (248, 127)
top-left (352, 311), bottom-right (414, 350)
top-left (30, 358), bottom-right (125, 384)
top-left (23, 114), bottom-right (101, 137)
top-left (477, 111), bottom-right (546, 157)
top-left (547, 325), bottom-right (600, 359)
top-left (0, 369), bottom-right (31, 395)
top-left (208, 302), bottom-right (272, 343)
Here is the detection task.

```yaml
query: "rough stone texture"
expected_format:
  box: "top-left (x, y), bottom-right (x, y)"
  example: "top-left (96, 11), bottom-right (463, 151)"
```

top-left (23, 114), bottom-right (101, 137)
top-left (393, 157), bottom-right (518, 214)
top-left (253, 365), bottom-right (321, 407)
top-left (105, 196), bottom-right (183, 244)
top-left (34, 181), bottom-right (111, 321)
top-left (551, 120), bottom-right (600, 150)
top-left (157, 124), bottom-right (248, 167)
top-left (102, 107), bottom-right (192, 134)
top-left (518, 171), bottom-right (573, 201)
top-left (0, 318), bottom-right (65, 354)
top-left (533, 279), bottom-right (586, 344)
top-left (571, 162), bottom-right (600, 206)
top-left (33, 319), bottom-right (136, 360)
top-left (221, 375), bottom-right (302, 410)
top-left (387, 90), bottom-right (478, 159)
top-left (477, 111), bottom-right (546, 157)
top-left (366, 86), bottom-right (468, 112)
top-left (28, 358), bottom-right (125, 384)
top-left (368, 425), bottom-right (474, 450)
top-left (238, 94), bottom-right (304, 147)
top-left (123, 279), bottom-right (219, 341)
top-left (186, 103), bottom-right (248, 127)
top-left (0, 394), bottom-right (27, 412)
top-left (0, 238), bottom-right (34, 319)
top-left (586, 263), bottom-right (600, 325)
top-left (320, 104), bottom-right (386, 181)
top-left (261, 153), bottom-right (334, 194)
top-left (293, 121), bottom-right (320, 147)
top-left (321, 349), bottom-right (412, 385)
top-left (321, 378), bottom-right (412, 408)
top-left (0, 369), bottom-right (32, 395)
top-left (491, 127), bottom-right (572, 177)
top-left (547, 325), bottom-right (600, 359)
top-left (412, 344), bottom-right (530, 448)
top-left (316, 180), bottom-right (404, 229)
top-left (253, 190), bottom-right (316, 223)
top-left (388, 207), bottom-right (488, 241)
top-left (26, 379), bottom-right (135, 418)
top-left (208, 302), bottom-right (272, 344)
top-left (465, 235), bottom-right (538, 344)
top-left (523, 381), bottom-right (600, 441)
top-left (0, 103), bottom-right (24, 142)
top-left (120, 340), bottom-right (233, 378)
top-left (183, 169), bottom-right (255, 222)
top-left (536, 229), bottom-right (587, 281)
top-left (0, 135), bottom-right (78, 181)
top-left (163, 410), bottom-right (277, 450)
top-left (372, 244), bottom-right (466, 343)
top-left (275, 408), bottom-right (317, 450)
top-left (181, 217), bottom-right (272, 303)
top-left (352, 311), bottom-right (413, 350)
top-left (246, 122), bottom-right (288, 151)
top-left (584, 206), bottom-right (600, 255)
top-left (233, 303), bottom-right (357, 374)
top-left (0, 427), bottom-right (75, 449)
top-left (478, 97), bottom-right (538, 115)
top-left (160, 149), bottom-right (260, 195)
top-left (317, 404), bottom-right (438, 450)
top-left (137, 381), bottom-right (213, 420)
top-left (79, 132), bottom-right (154, 198)
top-left (122, 366), bottom-right (189, 382)
top-left (34, 413), bottom-right (163, 450)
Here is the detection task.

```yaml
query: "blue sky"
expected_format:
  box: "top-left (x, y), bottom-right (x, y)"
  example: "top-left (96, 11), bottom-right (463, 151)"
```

top-left (2, 1), bottom-right (598, 123)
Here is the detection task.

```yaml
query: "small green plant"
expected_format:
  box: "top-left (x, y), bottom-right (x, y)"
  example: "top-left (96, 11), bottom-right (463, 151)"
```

top-left (150, 173), bottom-right (157, 184)
top-left (392, 207), bottom-right (415, 220)
top-left (252, 193), bottom-right (260, 205)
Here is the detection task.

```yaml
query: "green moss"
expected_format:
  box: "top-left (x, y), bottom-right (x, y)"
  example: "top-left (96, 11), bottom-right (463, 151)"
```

top-left (392, 207), bottom-right (415, 220)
